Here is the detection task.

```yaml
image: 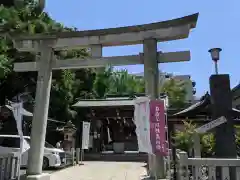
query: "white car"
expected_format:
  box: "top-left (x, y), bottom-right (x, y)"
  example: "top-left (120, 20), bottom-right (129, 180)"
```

top-left (0, 135), bottom-right (65, 169)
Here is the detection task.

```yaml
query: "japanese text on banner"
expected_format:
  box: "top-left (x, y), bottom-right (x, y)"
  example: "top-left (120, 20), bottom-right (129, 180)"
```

top-left (150, 100), bottom-right (168, 156)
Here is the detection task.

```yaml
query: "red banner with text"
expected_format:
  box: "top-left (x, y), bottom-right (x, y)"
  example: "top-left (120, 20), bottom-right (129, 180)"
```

top-left (149, 100), bottom-right (168, 156)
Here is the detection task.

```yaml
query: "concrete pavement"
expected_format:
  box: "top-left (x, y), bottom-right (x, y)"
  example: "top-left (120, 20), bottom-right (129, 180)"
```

top-left (20, 169), bottom-right (56, 180)
top-left (20, 169), bottom-right (55, 176)
top-left (50, 161), bottom-right (148, 180)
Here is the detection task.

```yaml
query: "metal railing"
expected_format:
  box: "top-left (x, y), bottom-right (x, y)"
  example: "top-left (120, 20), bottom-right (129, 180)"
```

top-left (0, 153), bottom-right (18, 180)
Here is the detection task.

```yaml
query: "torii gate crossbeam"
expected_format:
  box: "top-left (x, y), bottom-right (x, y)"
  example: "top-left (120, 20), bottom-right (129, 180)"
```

top-left (14, 51), bottom-right (190, 72)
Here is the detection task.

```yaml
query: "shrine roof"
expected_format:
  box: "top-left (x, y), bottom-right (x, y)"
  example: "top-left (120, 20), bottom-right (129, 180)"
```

top-left (232, 83), bottom-right (240, 100)
top-left (174, 92), bottom-right (240, 117)
top-left (72, 93), bottom-right (169, 108)
top-left (72, 97), bottom-right (144, 107)
top-left (232, 83), bottom-right (240, 93)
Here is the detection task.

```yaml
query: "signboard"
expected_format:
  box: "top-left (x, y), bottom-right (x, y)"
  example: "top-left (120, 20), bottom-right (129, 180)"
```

top-left (134, 97), bottom-right (152, 154)
top-left (82, 121), bottom-right (91, 149)
top-left (149, 100), bottom-right (168, 156)
top-left (196, 116), bottom-right (227, 133)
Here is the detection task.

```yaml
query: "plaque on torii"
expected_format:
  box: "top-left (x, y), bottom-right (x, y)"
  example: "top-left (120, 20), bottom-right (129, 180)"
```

top-left (6, 13), bottom-right (198, 179)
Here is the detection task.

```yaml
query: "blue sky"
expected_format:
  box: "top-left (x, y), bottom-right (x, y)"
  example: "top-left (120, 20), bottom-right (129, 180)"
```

top-left (45, 0), bottom-right (240, 97)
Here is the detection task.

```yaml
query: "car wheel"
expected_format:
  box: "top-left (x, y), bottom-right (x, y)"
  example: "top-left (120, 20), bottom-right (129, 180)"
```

top-left (42, 157), bottom-right (49, 170)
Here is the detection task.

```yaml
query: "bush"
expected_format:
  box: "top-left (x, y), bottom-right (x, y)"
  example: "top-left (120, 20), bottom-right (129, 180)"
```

top-left (173, 122), bottom-right (240, 157)
top-left (201, 133), bottom-right (215, 157)
top-left (173, 121), bottom-right (215, 157)
top-left (173, 121), bottom-right (196, 152)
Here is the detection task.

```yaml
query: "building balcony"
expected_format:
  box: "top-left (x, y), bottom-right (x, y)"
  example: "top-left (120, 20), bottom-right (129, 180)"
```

top-left (192, 88), bottom-right (196, 95)
top-left (192, 81), bottom-right (196, 87)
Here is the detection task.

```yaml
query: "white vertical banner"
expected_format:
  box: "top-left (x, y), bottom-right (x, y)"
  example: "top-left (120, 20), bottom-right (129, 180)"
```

top-left (106, 118), bottom-right (112, 143)
top-left (11, 102), bottom-right (29, 180)
top-left (134, 97), bottom-right (152, 154)
top-left (11, 103), bottom-right (30, 153)
top-left (107, 127), bottom-right (112, 143)
top-left (11, 103), bottom-right (23, 137)
top-left (82, 121), bottom-right (91, 149)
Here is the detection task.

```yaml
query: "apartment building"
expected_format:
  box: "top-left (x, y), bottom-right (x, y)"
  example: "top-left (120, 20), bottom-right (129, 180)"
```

top-left (134, 72), bottom-right (196, 103)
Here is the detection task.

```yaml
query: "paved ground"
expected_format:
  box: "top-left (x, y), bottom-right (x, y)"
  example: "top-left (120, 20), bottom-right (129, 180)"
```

top-left (50, 161), bottom-right (148, 180)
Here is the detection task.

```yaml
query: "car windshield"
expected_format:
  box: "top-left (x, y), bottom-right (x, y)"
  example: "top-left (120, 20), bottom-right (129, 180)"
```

top-left (24, 138), bottom-right (54, 148)
top-left (44, 141), bottom-right (54, 148)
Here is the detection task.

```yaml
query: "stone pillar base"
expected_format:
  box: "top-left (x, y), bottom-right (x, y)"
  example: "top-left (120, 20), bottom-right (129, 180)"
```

top-left (25, 173), bottom-right (50, 180)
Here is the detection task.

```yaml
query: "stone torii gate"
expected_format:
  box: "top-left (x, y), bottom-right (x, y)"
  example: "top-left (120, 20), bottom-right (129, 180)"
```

top-left (9, 13), bottom-right (198, 180)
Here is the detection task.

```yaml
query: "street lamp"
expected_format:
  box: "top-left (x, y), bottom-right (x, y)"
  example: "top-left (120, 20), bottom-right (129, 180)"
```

top-left (208, 48), bottom-right (222, 74)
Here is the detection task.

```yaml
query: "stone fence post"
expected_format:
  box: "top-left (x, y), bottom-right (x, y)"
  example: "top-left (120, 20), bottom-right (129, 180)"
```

top-left (178, 151), bottom-right (189, 180)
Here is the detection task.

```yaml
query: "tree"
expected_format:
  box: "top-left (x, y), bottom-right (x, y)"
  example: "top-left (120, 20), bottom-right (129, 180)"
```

top-left (0, 3), bottom-right (95, 127)
top-left (93, 66), bottom-right (113, 98)
top-left (107, 69), bottom-right (145, 96)
top-left (49, 48), bottom-right (95, 122)
top-left (93, 68), bottom-right (186, 110)
top-left (161, 78), bottom-right (187, 108)
top-left (93, 67), bottom-right (145, 98)
top-left (49, 70), bottom-right (76, 121)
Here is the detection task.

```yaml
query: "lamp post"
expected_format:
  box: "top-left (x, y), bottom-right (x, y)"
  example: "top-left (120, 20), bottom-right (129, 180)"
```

top-left (208, 47), bottom-right (237, 179)
top-left (208, 48), bottom-right (222, 74)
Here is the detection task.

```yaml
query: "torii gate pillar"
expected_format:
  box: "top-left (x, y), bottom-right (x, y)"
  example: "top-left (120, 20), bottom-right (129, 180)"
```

top-left (26, 40), bottom-right (55, 180)
top-left (143, 39), bottom-right (165, 178)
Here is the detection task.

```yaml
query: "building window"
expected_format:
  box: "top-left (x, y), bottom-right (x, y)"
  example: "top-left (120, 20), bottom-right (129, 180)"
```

top-left (0, 137), bottom-right (20, 148)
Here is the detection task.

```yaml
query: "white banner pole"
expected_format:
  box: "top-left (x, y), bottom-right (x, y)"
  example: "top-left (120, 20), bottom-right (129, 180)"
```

top-left (80, 121), bottom-right (84, 165)
top-left (80, 148), bottom-right (84, 164)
